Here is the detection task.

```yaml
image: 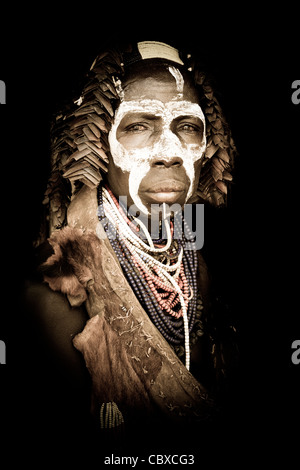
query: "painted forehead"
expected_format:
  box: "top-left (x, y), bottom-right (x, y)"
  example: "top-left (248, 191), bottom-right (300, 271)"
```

top-left (116, 62), bottom-right (200, 104)
top-left (113, 99), bottom-right (206, 126)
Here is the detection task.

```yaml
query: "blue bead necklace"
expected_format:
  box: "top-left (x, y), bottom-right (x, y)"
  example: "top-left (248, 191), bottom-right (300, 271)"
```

top-left (97, 183), bottom-right (201, 368)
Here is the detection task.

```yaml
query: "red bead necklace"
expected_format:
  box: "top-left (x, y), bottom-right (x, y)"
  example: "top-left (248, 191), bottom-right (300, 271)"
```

top-left (104, 185), bottom-right (192, 320)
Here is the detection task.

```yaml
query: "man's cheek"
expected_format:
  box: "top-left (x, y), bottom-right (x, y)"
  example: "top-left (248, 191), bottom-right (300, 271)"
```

top-left (128, 161), bottom-right (152, 214)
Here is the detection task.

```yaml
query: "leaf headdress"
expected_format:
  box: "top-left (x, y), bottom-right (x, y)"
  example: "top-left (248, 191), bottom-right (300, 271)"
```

top-left (40, 41), bottom-right (237, 242)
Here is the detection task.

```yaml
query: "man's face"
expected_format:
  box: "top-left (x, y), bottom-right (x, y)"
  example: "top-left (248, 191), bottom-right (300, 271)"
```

top-left (107, 65), bottom-right (206, 214)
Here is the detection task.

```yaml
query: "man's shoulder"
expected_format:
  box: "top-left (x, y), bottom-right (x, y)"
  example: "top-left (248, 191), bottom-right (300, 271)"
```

top-left (23, 280), bottom-right (87, 334)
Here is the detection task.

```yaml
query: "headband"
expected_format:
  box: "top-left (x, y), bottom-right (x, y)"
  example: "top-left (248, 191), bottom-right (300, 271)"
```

top-left (123, 41), bottom-right (184, 66)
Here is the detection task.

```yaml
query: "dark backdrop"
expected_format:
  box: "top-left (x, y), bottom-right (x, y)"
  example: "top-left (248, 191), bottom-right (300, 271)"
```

top-left (0, 6), bottom-right (299, 466)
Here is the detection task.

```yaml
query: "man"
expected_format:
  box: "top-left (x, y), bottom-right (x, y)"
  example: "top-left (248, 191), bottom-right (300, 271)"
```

top-left (25, 40), bottom-right (238, 450)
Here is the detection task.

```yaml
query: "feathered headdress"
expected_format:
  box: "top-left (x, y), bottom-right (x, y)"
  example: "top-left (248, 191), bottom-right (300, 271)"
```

top-left (40, 41), bottom-right (237, 243)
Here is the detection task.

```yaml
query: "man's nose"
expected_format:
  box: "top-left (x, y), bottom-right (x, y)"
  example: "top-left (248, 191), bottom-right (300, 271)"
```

top-left (150, 128), bottom-right (183, 168)
top-left (151, 155), bottom-right (183, 168)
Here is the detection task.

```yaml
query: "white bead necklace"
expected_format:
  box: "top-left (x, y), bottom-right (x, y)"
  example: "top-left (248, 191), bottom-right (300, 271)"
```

top-left (102, 186), bottom-right (191, 370)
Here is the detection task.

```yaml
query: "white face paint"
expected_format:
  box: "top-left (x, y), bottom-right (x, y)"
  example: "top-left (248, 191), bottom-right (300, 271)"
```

top-left (108, 99), bottom-right (206, 214)
top-left (168, 66), bottom-right (184, 99)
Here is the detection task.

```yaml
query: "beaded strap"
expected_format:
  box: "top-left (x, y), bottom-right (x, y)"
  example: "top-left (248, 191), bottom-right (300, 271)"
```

top-left (100, 402), bottom-right (124, 429)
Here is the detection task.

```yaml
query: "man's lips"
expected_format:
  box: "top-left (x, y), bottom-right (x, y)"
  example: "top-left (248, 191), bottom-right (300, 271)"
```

top-left (142, 179), bottom-right (187, 193)
top-left (140, 179), bottom-right (187, 204)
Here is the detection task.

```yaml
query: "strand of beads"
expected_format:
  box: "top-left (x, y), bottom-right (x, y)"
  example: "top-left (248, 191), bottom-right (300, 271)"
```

top-left (100, 402), bottom-right (124, 429)
top-left (97, 183), bottom-right (198, 370)
top-left (117, 236), bottom-right (188, 343)
top-left (99, 188), bottom-right (189, 341)
top-left (103, 185), bottom-right (173, 253)
top-left (126, 239), bottom-right (191, 319)
top-left (111, 240), bottom-right (190, 342)
top-left (173, 210), bottom-right (198, 329)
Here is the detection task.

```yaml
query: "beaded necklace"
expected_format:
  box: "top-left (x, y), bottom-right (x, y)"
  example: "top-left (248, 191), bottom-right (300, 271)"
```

top-left (97, 183), bottom-right (200, 370)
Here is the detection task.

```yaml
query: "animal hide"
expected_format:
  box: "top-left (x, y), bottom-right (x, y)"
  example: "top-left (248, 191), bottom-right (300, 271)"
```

top-left (41, 225), bottom-right (215, 428)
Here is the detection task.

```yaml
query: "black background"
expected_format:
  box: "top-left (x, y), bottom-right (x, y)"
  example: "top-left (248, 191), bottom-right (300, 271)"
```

top-left (0, 5), bottom-right (299, 466)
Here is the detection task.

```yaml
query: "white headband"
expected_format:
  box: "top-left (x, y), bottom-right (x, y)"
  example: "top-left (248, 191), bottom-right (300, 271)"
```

top-left (137, 41), bottom-right (184, 65)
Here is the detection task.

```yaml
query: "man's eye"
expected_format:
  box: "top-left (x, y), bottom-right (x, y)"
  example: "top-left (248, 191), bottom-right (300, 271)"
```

top-left (126, 123), bottom-right (148, 132)
top-left (177, 123), bottom-right (201, 133)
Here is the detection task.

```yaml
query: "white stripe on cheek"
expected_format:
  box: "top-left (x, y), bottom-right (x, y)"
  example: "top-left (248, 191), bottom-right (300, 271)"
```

top-left (128, 161), bottom-right (151, 214)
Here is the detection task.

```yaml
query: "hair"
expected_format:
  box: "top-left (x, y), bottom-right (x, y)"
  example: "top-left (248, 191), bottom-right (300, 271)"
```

top-left (38, 41), bottom-right (237, 245)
